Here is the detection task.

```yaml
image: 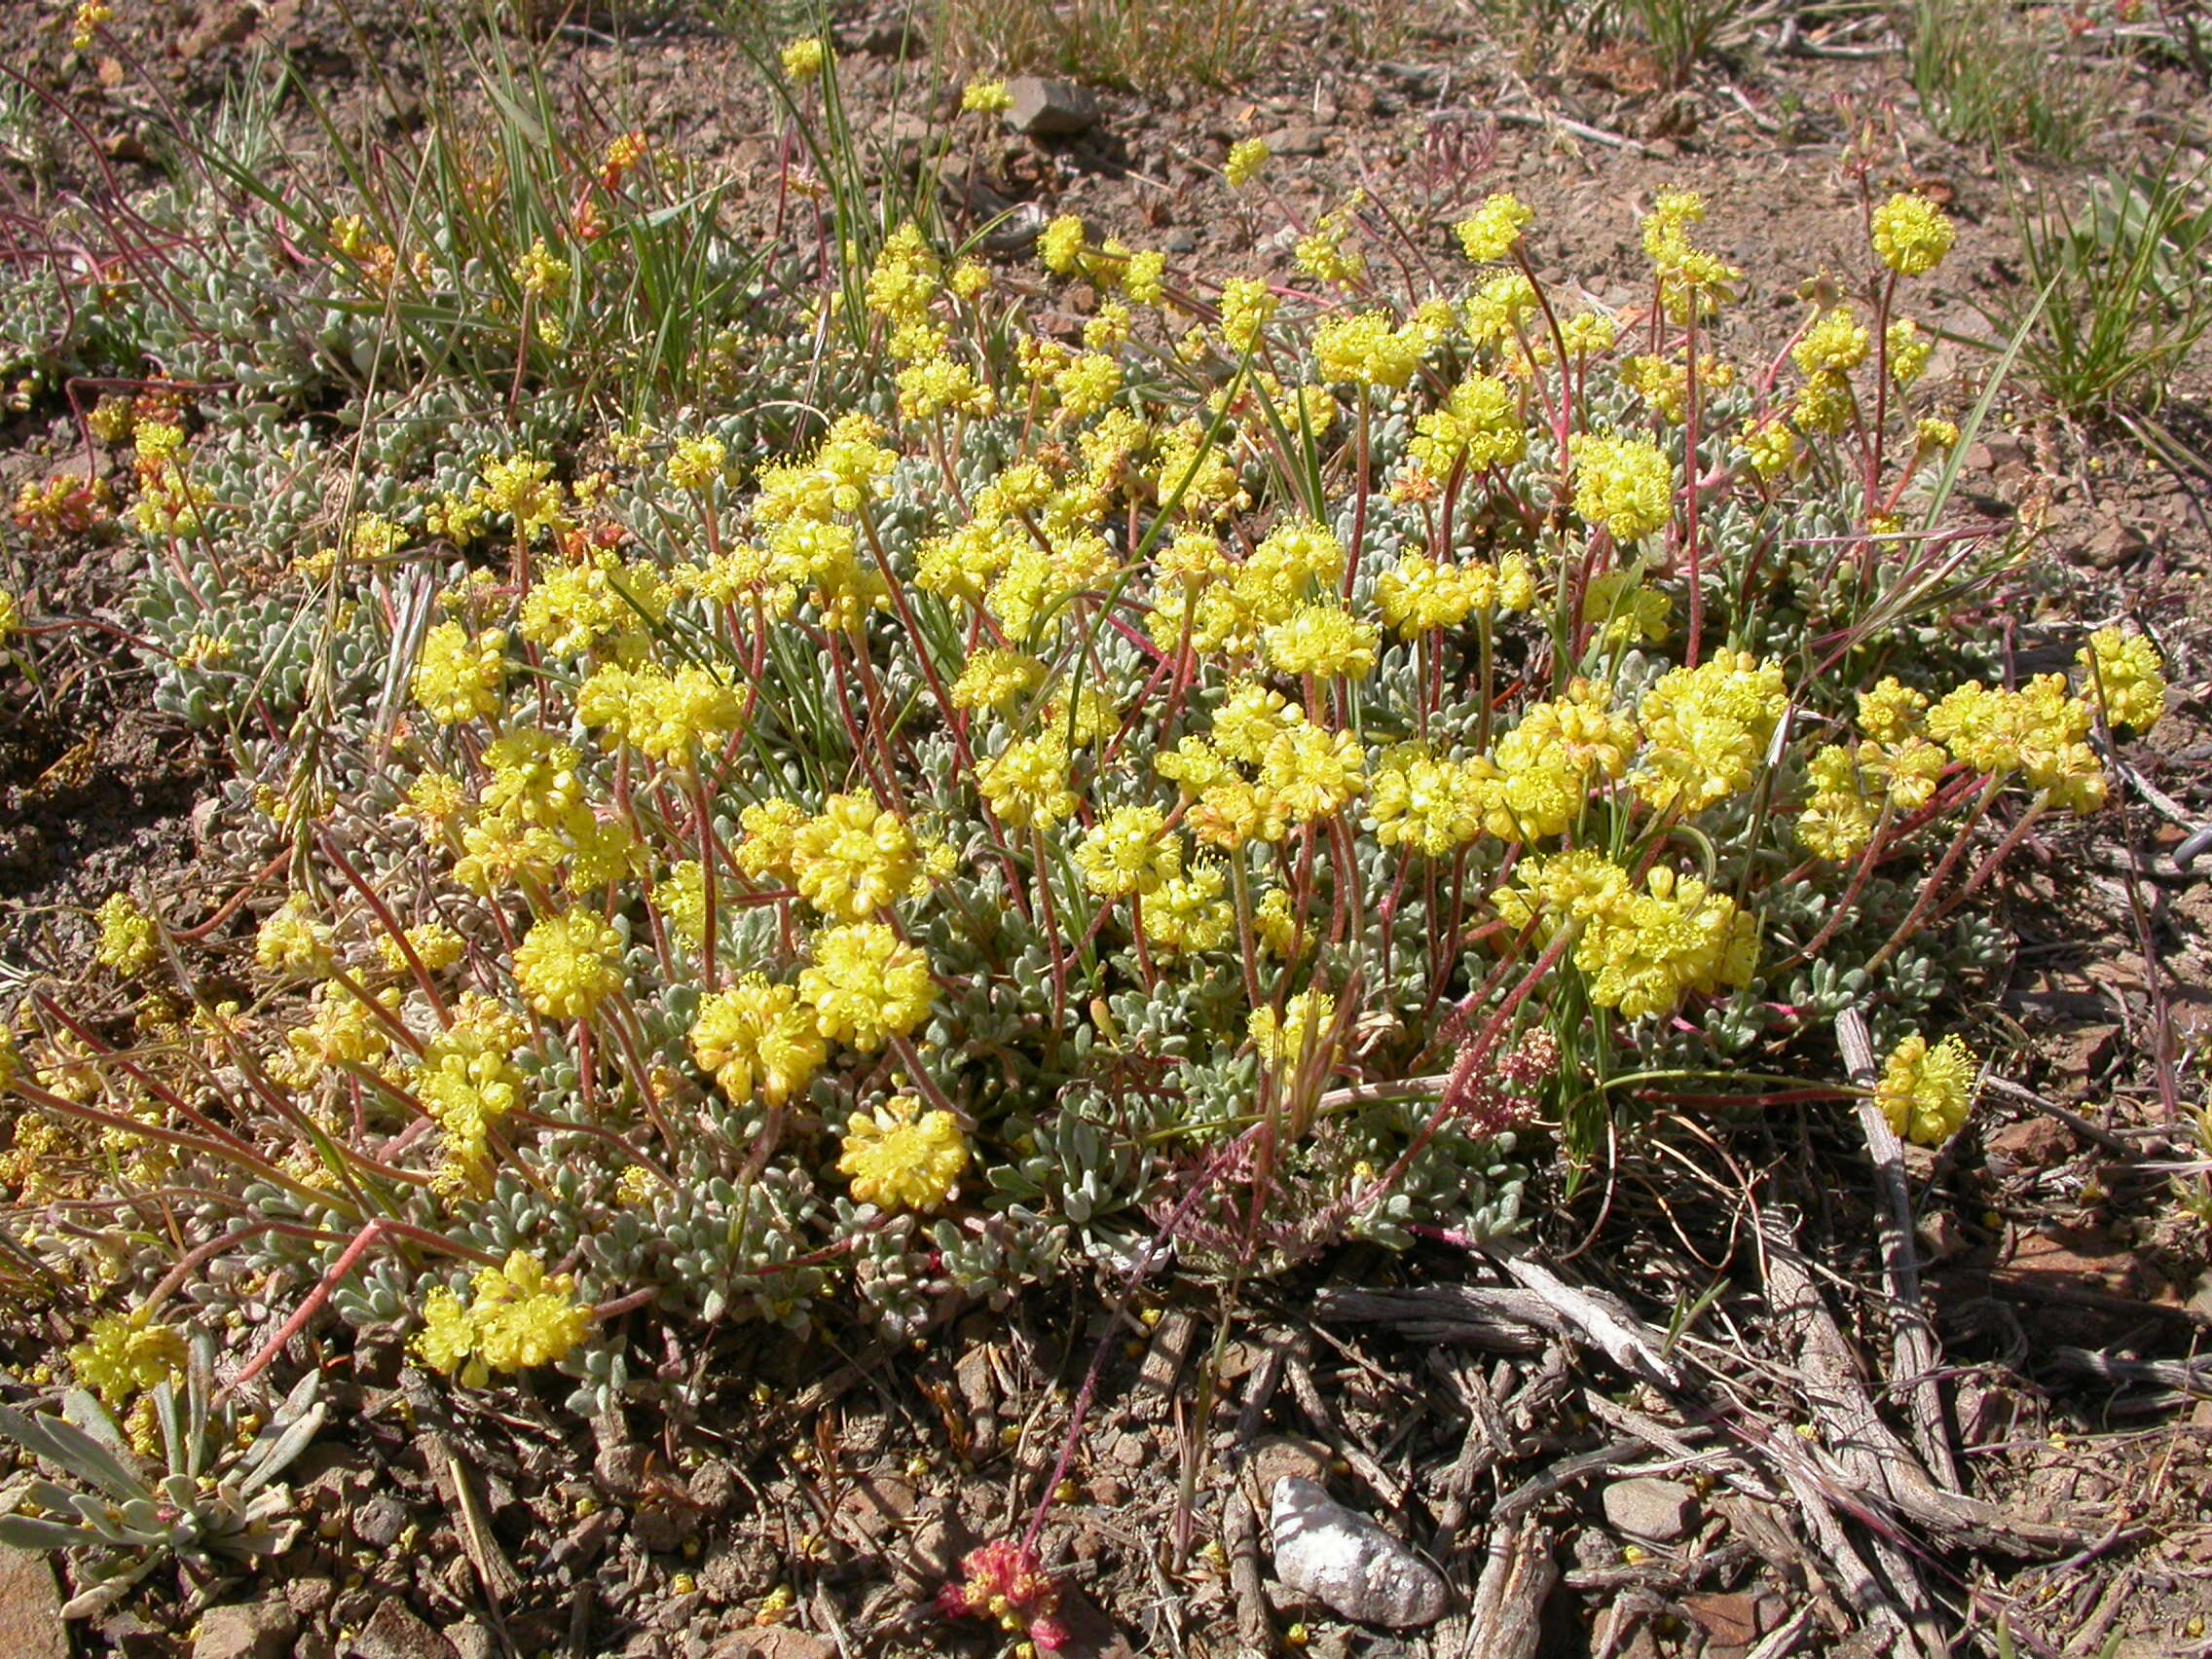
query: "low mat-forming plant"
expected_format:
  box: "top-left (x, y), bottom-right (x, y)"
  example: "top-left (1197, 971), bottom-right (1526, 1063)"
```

top-left (0, 42), bottom-right (2174, 1433)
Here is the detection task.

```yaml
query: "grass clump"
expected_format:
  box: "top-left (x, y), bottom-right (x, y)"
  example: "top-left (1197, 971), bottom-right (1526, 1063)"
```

top-left (932, 0), bottom-right (1264, 90)
top-left (1904, 0), bottom-right (2129, 160)
top-left (1996, 155), bottom-right (2212, 450)
top-left (0, 43), bottom-right (2176, 1460)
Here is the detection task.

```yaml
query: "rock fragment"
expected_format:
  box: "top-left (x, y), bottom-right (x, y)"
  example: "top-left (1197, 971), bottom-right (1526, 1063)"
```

top-left (1268, 1477), bottom-right (1447, 1628)
top-left (1004, 77), bottom-right (1099, 136)
top-left (191, 1601), bottom-right (297, 1659)
top-left (1601, 1475), bottom-right (1696, 1542)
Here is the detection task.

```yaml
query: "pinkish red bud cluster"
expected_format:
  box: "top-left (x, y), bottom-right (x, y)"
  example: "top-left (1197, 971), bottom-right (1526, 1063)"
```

top-left (938, 1539), bottom-right (1068, 1650)
top-left (1439, 1028), bottom-right (1557, 1137)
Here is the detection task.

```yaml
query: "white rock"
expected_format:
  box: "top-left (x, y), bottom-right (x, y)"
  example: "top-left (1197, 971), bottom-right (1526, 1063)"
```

top-left (1268, 1477), bottom-right (1448, 1628)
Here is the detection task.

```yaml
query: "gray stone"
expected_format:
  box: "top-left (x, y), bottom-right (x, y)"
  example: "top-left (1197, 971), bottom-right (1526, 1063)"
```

top-left (1004, 77), bottom-right (1098, 137)
top-left (1262, 125), bottom-right (1328, 156)
top-left (350, 1602), bottom-right (459, 1659)
top-left (191, 1601), bottom-right (297, 1659)
top-left (708, 1631), bottom-right (836, 1659)
top-left (1601, 1476), bottom-right (1697, 1542)
top-left (1269, 1478), bottom-right (1447, 1628)
top-left (0, 1548), bottom-right (67, 1659)
top-left (441, 1621), bottom-right (497, 1659)
top-left (350, 1493), bottom-right (407, 1548)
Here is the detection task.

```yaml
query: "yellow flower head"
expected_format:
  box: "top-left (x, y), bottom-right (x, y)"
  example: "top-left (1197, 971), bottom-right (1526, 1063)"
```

top-left (95, 892), bottom-right (160, 977)
top-left (1264, 604), bottom-right (1380, 680)
top-left (70, 1314), bottom-right (187, 1410)
top-left (1634, 652), bottom-right (1788, 814)
top-left (1871, 193), bottom-right (1955, 277)
top-left (1313, 311), bottom-right (1426, 389)
top-left (789, 793), bottom-right (932, 920)
top-left (667, 433), bottom-right (728, 492)
top-left (1456, 193), bottom-right (1532, 263)
top-left (961, 79), bottom-right (1013, 115)
top-left (1876, 1033), bottom-right (1977, 1146)
top-left (514, 907), bottom-right (625, 1020)
top-left (416, 1252), bottom-right (589, 1388)
top-left (1248, 989), bottom-right (1339, 1076)
top-left (413, 621), bottom-right (507, 725)
top-left (1570, 433), bottom-right (1675, 544)
top-left (2077, 627), bottom-right (2166, 732)
top-left (1225, 137), bottom-right (1271, 187)
top-left (1217, 278), bottom-right (1278, 356)
top-left (1038, 215), bottom-right (1088, 276)
top-left (1792, 308), bottom-right (1869, 377)
top-left (256, 893), bottom-right (334, 976)
top-left (692, 977), bottom-right (828, 1108)
top-left (1257, 722), bottom-right (1367, 824)
top-left (838, 1098), bottom-right (970, 1211)
top-left (1368, 744), bottom-right (1483, 857)
top-left (781, 37), bottom-right (828, 81)
top-left (977, 733), bottom-right (1077, 830)
top-left (1075, 804), bottom-right (1180, 899)
top-left (799, 922), bottom-right (936, 1051)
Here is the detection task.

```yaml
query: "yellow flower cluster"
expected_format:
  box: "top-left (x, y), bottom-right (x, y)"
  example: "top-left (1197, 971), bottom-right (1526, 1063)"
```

top-left (1635, 653), bottom-right (1788, 813)
top-left (1217, 277), bottom-right (1277, 356)
top-left (1795, 679), bottom-right (1948, 862)
top-left (961, 79), bottom-right (1013, 115)
top-left (788, 793), bottom-right (936, 920)
top-left (1149, 518), bottom-right (1345, 658)
top-left (1495, 852), bottom-right (1757, 1020)
top-left (1368, 744), bottom-right (1486, 856)
top-left (1294, 202), bottom-right (1366, 287)
top-left (1876, 1033), bottom-right (1977, 1145)
top-left (1641, 189), bottom-right (1741, 319)
top-left (416, 1251), bottom-right (590, 1388)
top-left (70, 1313), bottom-right (187, 1410)
top-left (1794, 308), bottom-right (1869, 376)
top-left (1473, 679), bottom-right (1640, 840)
top-left (797, 922), bottom-right (936, 1051)
top-left (1456, 193), bottom-right (1532, 264)
top-left (513, 907), bottom-right (625, 1019)
top-left (1249, 989), bottom-right (1339, 1076)
top-left (690, 976), bottom-right (827, 1108)
top-left (1870, 193), bottom-right (1955, 277)
top-left (1581, 571), bottom-right (1670, 648)
top-left (1075, 803), bottom-right (1179, 898)
top-left (413, 621), bottom-right (508, 725)
top-left (1570, 433), bottom-right (1675, 544)
top-left (1225, 138), bottom-right (1271, 188)
top-left (1374, 549), bottom-right (1533, 636)
top-left (273, 981), bottom-right (392, 1091)
top-left (1925, 676), bottom-right (2105, 813)
top-left (837, 1099), bottom-right (971, 1211)
top-left (414, 997), bottom-right (530, 1187)
top-left (666, 433), bottom-right (727, 492)
top-left (520, 550), bottom-right (671, 657)
top-left (256, 893), bottom-right (334, 975)
top-left (95, 892), bottom-right (159, 976)
top-left (978, 733), bottom-right (1078, 830)
top-left (1144, 862), bottom-right (1235, 955)
top-left (1313, 311), bottom-right (1430, 389)
top-left (1264, 603), bottom-right (1379, 680)
top-left (1405, 374), bottom-right (1526, 480)
top-left (453, 730), bottom-right (640, 897)
top-left (577, 661), bottom-right (743, 766)
top-left (2077, 627), bottom-right (2167, 731)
